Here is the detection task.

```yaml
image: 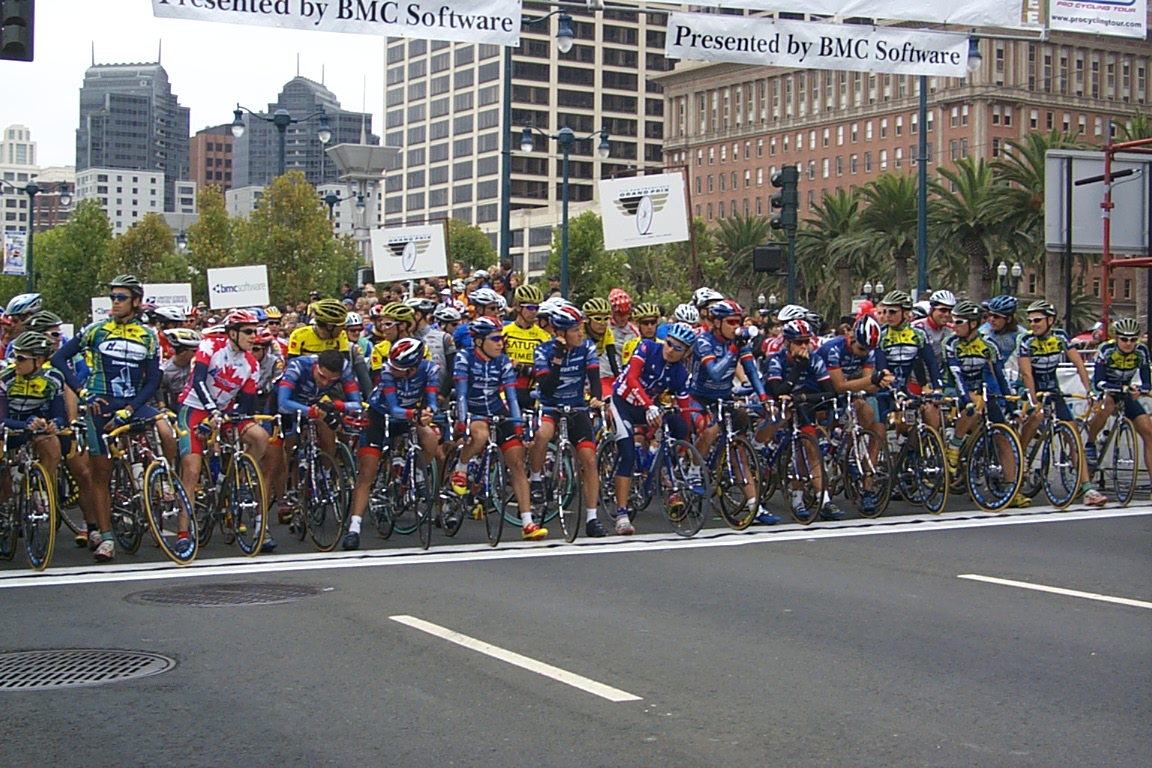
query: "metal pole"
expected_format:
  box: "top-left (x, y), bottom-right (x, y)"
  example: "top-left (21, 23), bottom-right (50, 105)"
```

top-left (499, 44), bottom-right (513, 270)
top-left (1100, 122), bottom-right (1114, 336)
top-left (24, 186), bottom-right (37, 293)
top-left (786, 228), bottom-right (796, 304)
top-left (277, 125), bottom-right (287, 178)
top-left (1064, 156), bottom-right (1074, 331)
top-left (916, 74), bottom-right (928, 298)
top-left (560, 144), bottom-right (570, 298)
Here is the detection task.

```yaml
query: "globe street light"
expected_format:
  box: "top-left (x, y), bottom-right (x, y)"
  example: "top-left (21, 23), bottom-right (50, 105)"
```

top-left (0, 180), bottom-right (71, 292)
top-left (230, 104), bottom-right (332, 178)
top-left (520, 124), bottom-right (610, 297)
top-left (320, 188), bottom-right (365, 221)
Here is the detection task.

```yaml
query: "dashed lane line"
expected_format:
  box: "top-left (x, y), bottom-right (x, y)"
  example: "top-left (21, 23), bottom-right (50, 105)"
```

top-left (958, 574), bottom-right (1152, 610)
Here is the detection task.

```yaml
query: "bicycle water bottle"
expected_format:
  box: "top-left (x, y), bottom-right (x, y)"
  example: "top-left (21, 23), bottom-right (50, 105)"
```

top-left (11, 466), bottom-right (23, 491)
top-left (131, 460), bottom-right (145, 489)
top-left (208, 454), bottom-right (221, 483)
top-left (392, 454), bottom-right (404, 479)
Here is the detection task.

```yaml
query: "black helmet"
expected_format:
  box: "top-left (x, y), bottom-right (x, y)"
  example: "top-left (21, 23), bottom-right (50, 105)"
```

top-left (11, 331), bottom-right (53, 358)
top-left (25, 310), bottom-right (63, 333)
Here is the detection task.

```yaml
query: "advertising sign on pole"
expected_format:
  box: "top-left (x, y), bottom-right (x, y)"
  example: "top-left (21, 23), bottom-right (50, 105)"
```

top-left (2, 231), bottom-right (27, 277)
top-left (207, 265), bottom-right (270, 310)
top-left (371, 224), bottom-right (449, 283)
top-left (144, 283), bottom-right (193, 308)
top-left (599, 173), bottom-right (691, 251)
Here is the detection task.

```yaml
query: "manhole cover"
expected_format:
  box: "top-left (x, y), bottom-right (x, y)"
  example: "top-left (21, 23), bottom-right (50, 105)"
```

top-left (125, 582), bottom-right (326, 607)
top-left (0, 650), bottom-right (175, 691)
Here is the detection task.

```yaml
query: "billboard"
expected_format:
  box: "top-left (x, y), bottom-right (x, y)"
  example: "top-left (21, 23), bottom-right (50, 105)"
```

top-left (371, 223), bottom-right (449, 283)
top-left (599, 173), bottom-right (691, 251)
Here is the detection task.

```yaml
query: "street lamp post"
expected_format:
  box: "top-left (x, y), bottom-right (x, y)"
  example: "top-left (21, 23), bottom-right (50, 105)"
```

top-left (320, 188), bottom-right (365, 221)
top-left (230, 105), bottom-right (333, 179)
top-left (996, 261), bottom-right (1023, 295)
top-left (862, 279), bottom-right (886, 303)
top-left (499, 11), bottom-right (574, 270)
top-left (520, 124), bottom-right (610, 298)
top-left (0, 180), bottom-right (72, 293)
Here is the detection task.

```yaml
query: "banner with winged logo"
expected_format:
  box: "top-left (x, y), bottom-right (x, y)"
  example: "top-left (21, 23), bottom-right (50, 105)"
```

top-left (599, 173), bottom-right (690, 251)
top-left (370, 223), bottom-right (449, 283)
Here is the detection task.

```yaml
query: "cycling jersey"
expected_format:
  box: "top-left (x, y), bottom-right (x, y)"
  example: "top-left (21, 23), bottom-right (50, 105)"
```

top-left (760, 333), bottom-right (818, 358)
top-left (943, 333), bottom-right (1010, 402)
top-left (877, 323), bottom-right (941, 392)
top-left (533, 338), bottom-right (599, 407)
top-left (453, 347), bottom-right (520, 422)
top-left (1092, 341), bottom-right (1151, 392)
top-left (0, 362), bottom-right (67, 430)
top-left (613, 339), bottom-right (690, 408)
top-left (369, 338), bottom-right (432, 373)
top-left (979, 322), bottom-right (1023, 383)
top-left (1017, 330), bottom-right (1072, 393)
top-left (160, 358), bottom-right (190, 410)
top-left (179, 336), bottom-right (259, 413)
top-left (587, 325), bottom-right (618, 379)
top-left (688, 331), bottom-right (765, 401)
top-left (452, 322), bottom-right (474, 353)
top-left (765, 349), bottom-right (832, 396)
top-left (621, 335), bottom-right (660, 365)
top-left (53, 317), bottom-right (160, 409)
top-left (286, 325), bottom-right (349, 358)
top-left (369, 359), bottom-right (440, 420)
top-left (912, 316), bottom-right (949, 366)
top-left (817, 336), bottom-right (875, 381)
top-left (277, 355), bottom-right (362, 415)
top-left (503, 321), bottom-right (551, 388)
top-left (609, 319), bottom-right (640, 361)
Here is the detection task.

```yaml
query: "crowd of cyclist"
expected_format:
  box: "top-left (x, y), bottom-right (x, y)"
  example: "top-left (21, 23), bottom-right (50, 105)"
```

top-left (0, 266), bottom-right (1148, 565)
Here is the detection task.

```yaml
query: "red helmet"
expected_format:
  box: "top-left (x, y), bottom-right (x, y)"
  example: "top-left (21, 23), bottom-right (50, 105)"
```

top-left (223, 309), bottom-right (259, 328)
top-left (608, 288), bottom-right (632, 314)
top-left (253, 326), bottom-right (275, 345)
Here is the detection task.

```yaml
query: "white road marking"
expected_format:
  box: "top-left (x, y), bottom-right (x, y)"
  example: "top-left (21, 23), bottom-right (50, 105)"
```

top-left (390, 614), bottom-right (642, 702)
top-left (958, 574), bottom-right (1152, 610)
top-left (0, 504), bottom-right (1147, 590)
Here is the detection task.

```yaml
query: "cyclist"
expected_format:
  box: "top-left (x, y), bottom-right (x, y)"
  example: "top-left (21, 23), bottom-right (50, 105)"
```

top-left (610, 321), bottom-right (697, 535)
top-left (288, 298), bottom-right (348, 358)
top-left (660, 303), bottom-right (698, 341)
top-left (876, 290), bottom-right (944, 431)
top-left (51, 275), bottom-right (164, 562)
top-left (502, 284), bottom-right (550, 412)
top-left (528, 304), bottom-right (606, 536)
top-left (343, 338), bottom-right (441, 551)
top-left (3, 293), bottom-right (43, 354)
top-left (369, 302), bottom-right (417, 376)
top-left (1016, 299), bottom-right (1105, 507)
top-left (692, 287), bottom-right (725, 328)
top-left (150, 306), bottom-right (187, 361)
top-left (943, 300), bottom-right (1028, 508)
top-left (622, 302), bottom-right (661, 364)
top-left (413, 299), bottom-right (451, 379)
top-left (1083, 318), bottom-right (1152, 499)
top-left (913, 289), bottom-right (956, 366)
top-left (177, 309), bottom-right (267, 556)
top-left (159, 328), bottom-right (202, 411)
top-left (759, 304), bottom-right (812, 358)
top-left (453, 288), bottom-right (504, 353)
top-left (980, 295), bottom-right (1023, 386)
top-left (450, 315), bottom-right (545, 540)
top-left (608, 288), bottom-right (640, 363)
top-left (582, 297), bottom-right (620, 395)
top-left (345, 312), bottom-right (372, 358)
top-left (765, 319), bottom-right (841, 522)
top-left (0, 332), bottom-right (67, 510)
top-left (250, 327), bottom-right (283, 412)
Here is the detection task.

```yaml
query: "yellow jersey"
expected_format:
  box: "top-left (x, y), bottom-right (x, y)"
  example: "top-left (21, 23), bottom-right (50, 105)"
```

top-left (370, 338), bottom-right (432, 372)
top-left (502, 322), bottom-right (551, 367)
top-left (287, 326), bottom-right (349, 358)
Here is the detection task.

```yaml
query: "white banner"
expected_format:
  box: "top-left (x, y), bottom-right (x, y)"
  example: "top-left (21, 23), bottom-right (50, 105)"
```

top-left (688, 0), bottom-right (1040, 30)
top-left (371, 224), bottom-right (448, 283)
top-left (144, 282), bottom-right (193, 308)
top-left (207, 265), bottom-right (270, 310)
top-left (1049, 0), bottom-right (1147, 39)
top-left (91, 297), bottom-right (112, 324)
top-left (666, 14), bottom-right (972, 78)
top-left (2, 231), bottom-right (27, 277)
top-left (599, 173), bottom-right (691, 251)
top-left (153, 0), bottom-right (522, 45)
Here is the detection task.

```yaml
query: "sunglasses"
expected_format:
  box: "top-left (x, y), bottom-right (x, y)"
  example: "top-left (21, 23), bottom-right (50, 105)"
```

top-left (378, 321), bottom-right (398, 329)
top-left (252, 344), bottom-right (270, 351)
top-left (267, 320), bottom-right (281, 325)
top-left (880, 308), bottom-right (903, 315)
top-left (588, 315), bottom-right (609, 323)
top-left (347, 326), bottom-right (364, 332)
top-left (1027, 317), bottom-right (1048, 324)
top-left (667, 341), bottom-right (689, 353)
top-left (639, 319), bottom-right (658, 325)
top-left (790, 338), bottom-right (810, 345)
top-left (109, 293), bottom-right (133, 302)
top-left (237, 328), bottom-right (257, 335)
top-left (45, 331), bottom-right (61, 338)
top-left (520, 304), bottom-right (539, 311)
top-left (486, 335), bottom-right (505, 344)
top-left (723, 318), bottom-right (743, 326)
top-left (1117, 335), bottom-right (1139, 342)
top-left (13, 354), bottom-right (35, 363)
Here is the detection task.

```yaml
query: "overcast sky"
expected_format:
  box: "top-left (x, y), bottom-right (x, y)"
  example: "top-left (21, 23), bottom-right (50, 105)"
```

top-left (1, 0), bottom-right (390, 168)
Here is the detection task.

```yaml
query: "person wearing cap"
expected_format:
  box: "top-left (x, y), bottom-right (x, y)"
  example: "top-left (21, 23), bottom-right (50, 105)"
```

top-left (912, 290), bottom-right (957, 366)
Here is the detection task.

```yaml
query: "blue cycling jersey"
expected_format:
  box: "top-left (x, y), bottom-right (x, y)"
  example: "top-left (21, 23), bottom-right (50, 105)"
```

top-left (1092, 340), bottom-right (1151, 392)
top-left (688, 330), bottom-right (764, 400)
top-left (277, 355), bottom-right (362, 415)
top-left (0, 362), bottom-right (67, 431)
top-left (453, 347), bottom-right (519, 421)
top-left (369, 358), bottom-right (440, 420)
top-left (533, 338), bottom-right (599, 407)
top-left (817, 336), bottom-right (874, 381)
top-left (613, 339), bottom-right (690, 408)
top-left (53, 317), bottom-right (160, 410)
top-left (765, 349), bottom-right (832, 395)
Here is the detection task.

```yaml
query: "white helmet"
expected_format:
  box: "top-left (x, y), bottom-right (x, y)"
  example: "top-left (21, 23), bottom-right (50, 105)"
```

top-left (673, 303), bottom-right (699, 324)
top-left (912, 300), bottom-right (931, 320)
top-left (692, 287), bottom-right (724, 308)
top-left (345, 312), bottom-right (364, 327)
top-left (468, 288), bottom-right (501, 307)
top-left (493, 294), bottom-right (507, 312)
top-left (152, 306), bottom-right (186, 323)
top-left (928, 289), bottom-right (957, 308)
top-left (776, 304), bottom-right (808, 322)
top-left (538, 297), bottom-right (573, 320)
top-left (433, 305), bottom-right (461, 323)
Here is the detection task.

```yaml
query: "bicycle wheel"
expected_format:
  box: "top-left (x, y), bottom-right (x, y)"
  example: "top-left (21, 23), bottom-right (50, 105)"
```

top-left (757, 441), bottom-right (781, 504)
top-left (369, 459), bottom-right (395, 539)
top-left (1043, 421), bottom-right (1084, 509)
top-left (436, 445), bottom-right (465, 537)
top-left (842, 430), bottom-right (891, 519)
top-left (1018, 430), bottom-right (1045, 500)
top-left (715, 436), bottom-right (760, 530)
top-left (110, 459), bottom-right (144, 554)
top-left (481, 449), bottom-right (506, 547)
top-left (304, 451), bottom-right (346, 552)
top-left (818, 427), bottom-right (845, 498)
top-left (965, 424), bottom-right (1024, 513)
top-left (894, 437), bottom-right (923, 506)
top-left (552, 443), bottom-right (582, 543)
top-left (778, 432), bottom-right (824, 524)
top-left (388, 455), bottom-right (422, 537)
top-left (595, 440), bottom-right (641, 518)
top-left (22, 463), bottom-right (56, 571)
top-left (0, 502), bottom-right (18, 560)
top-left (55, 462), bottom-right (85, 536)
top-left (1108, 417), bottom-right (1138, 506)
top-left (658, 439), bottom-right (709, 536)
top-left (227, 454), bottom-right (267, 556)
top-left (416, 455), bottom-right (438, 550)
top-left (334, 440), bottom-right (357, 511)
top-left (142, 463), bottom-right (197, 565)
top-left (915, 426), bottom-right (949, 514)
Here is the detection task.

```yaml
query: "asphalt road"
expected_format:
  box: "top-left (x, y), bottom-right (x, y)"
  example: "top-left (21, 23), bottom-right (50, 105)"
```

top-left (1, 502), bottom-right (1149, 768)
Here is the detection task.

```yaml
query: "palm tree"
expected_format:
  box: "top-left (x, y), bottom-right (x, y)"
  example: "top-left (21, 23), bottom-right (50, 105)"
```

top-left (796, 188), bottom-right (865, 316)
top-left (856, 173), bottom-right (918, 292)
top-left (713, 212), bottom-right (776, 306)
top-left (1117, 109), bottom-right (1151, 141)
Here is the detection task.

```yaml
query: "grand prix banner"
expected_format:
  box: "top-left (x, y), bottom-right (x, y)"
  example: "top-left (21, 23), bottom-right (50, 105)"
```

top-left (371, 223), bottom-right (448, 283)
top-left (599, 173), bottom-right (691, 251)
top-left (1049, 0), bottom-right (1147, 39)
top-left (153, 0), bottom-right (522, 45)
top-left (143, 283), bottom-right (193, 309)
top-left (1, 231), bottom-right (27, 277)
top-left (666, 14), bottom-right (973, 78)
top-left (207, 265), bottom-right (270, 310)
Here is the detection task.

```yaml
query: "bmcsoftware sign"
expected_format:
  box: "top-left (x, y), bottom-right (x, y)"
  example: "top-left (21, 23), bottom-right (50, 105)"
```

top-left (207, 265), bottom-right (270, 310)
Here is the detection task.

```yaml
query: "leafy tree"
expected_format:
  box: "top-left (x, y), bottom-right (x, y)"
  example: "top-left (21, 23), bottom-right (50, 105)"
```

top-left (448, 217), bottom-right (497, 273)
top-left (622, 217), bottom-right (714, 314)
top-left (544, 211), bottom-right (627, 306)
top-left (231, 172), bottom-right (359, 305)
top-left (857, 173), bottom-right (919, 292)
top-left (102, 213), bottom-right (189, 285)
top-left (712, 213), bottom-right (776, 308)
top-left (1116, 109), bottom-right (1151, 141)
top-left (186, 184), bottom-right (236, 300)
top-left (796, 189), bottom-right (866, 317)
top-left (18, 198), bottom-right (112, 326)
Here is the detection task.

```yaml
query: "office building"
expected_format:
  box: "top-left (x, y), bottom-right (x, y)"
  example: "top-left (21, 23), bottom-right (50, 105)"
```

top-left (190, 125), bottom-right (234, 194)
top-left (75, 167), bottom-right (164, 234)
top-left (75, 62), bottom-right (190, 214)
top-left (0, 125), bottom-right (73, 233)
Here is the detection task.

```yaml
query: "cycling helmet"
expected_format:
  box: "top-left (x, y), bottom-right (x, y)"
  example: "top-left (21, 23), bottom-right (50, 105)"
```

top-left (469, 269), bottom-right (489, 283)
top-left (880, 290), bottom-right (912, 309)
top-left (433, 305), bottom-right (462, 324)
top-left (468, 287), bottom-right (501, 307)
top-left (1026, 299), bottom-right (1057, 318)
top-left (583, 297), bottom-right (611, 317)
top-left (709, 299), bottom-right (743, 320)
top-left (805, 310), bottom-right (824, 331)
top-left (451, 299), bottom-right (467, 314)
top-left (986, 295), bottom-right (1018, 316)
top-left (203, 324), bottom-right (225, 337)
top-left (514, 284), bottom-right (543, 305)
top-left (11, 331), bottom-right (53, 358)
top-left (451, 279), bottom-right (466, 293)
top-left (311, 298), bottom-right (349, 325)
top-left (252, 327), bottom-right (275, 345)
top-left (853, 314), bottom-right (882, 350)
top-left (345, 312), bottom-right (364, 328)
top-left (633, 302), bottom-right (660, 320)
top-left (405, 297), bottom-right (436, 314)
top-left (25, 310), bottom-right (63, 333)
top-left (781, 319), bottom-right (813, 341)
top-left (152, 306), bottom-right (186, 324)
top-left (381, 302), bottom-right (415, 324)
top-left (4, 293), bottom-right (42, 316)
top-left (183, 305), bottom-right (199, 319)
top-left (493, 294), bottom-right (507, 313)
top-left (388, 338), bottom-right (425, 369)
top-left (538, 297), bottom-right (574, 322)
top-left (223, 309), bottom-right (259, 328)
top-left (551, 305), bottom-right (585, 330)
top-left (163, 327), bottom-right (203, 349)
top-left (673, 303), bottom-right (699, 324)
top-left (368, 303), bottom-right (387, 319)
top-left (911, 301), bottom-right (930, 320)
top-left (951, 300), bottom-right (983, 323)
top-left (928, 290), bottom-right (957, 308)
top-left (469, 315), bottom-right (503, 339)
top-left (776, 304), bottom-right (808, 322)
top-left (108, 275), bottom-right (144, 297)
top-left (665, 322), bottom-right (697, 348)
top-left (692, 287), bottom-right (724, 308)
top-left (608, 288), bottom-right (632, 314)
top-left (265, 305), bottom-right (282, 320)
top-left (1112, 317), bottom-right (1141, 337)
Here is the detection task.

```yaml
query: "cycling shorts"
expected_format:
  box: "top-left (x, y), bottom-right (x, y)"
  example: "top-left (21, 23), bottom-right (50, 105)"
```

top-left (83, 398), bottom-right (162, 456)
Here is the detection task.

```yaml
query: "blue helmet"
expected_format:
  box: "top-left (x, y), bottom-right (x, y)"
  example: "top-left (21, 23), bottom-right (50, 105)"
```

top-left (665, 322), bottom-right (696, 348)
top-left (468, 315), bottom-right (503, 339)
top-left (247, 306), bottom-right (268, 322)
top-left (550, 305), bottom-right (584, 331)
top-left (5, 293), bottom-right (42, 317)
top-left (987, 295), bottom-right (1018, 316)
top-left (781, 319), bottom-right (813, 341)
top-left (708, 299), bottom-right (743, 320)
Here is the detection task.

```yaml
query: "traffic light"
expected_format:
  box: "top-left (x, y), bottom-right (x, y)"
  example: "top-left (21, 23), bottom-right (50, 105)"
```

top-left (769, 165), bottom-right (799, 232)
top-left (0, 0), bottom-right (34, 62)
top-left (752, 243), bottom-right (783, 273)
